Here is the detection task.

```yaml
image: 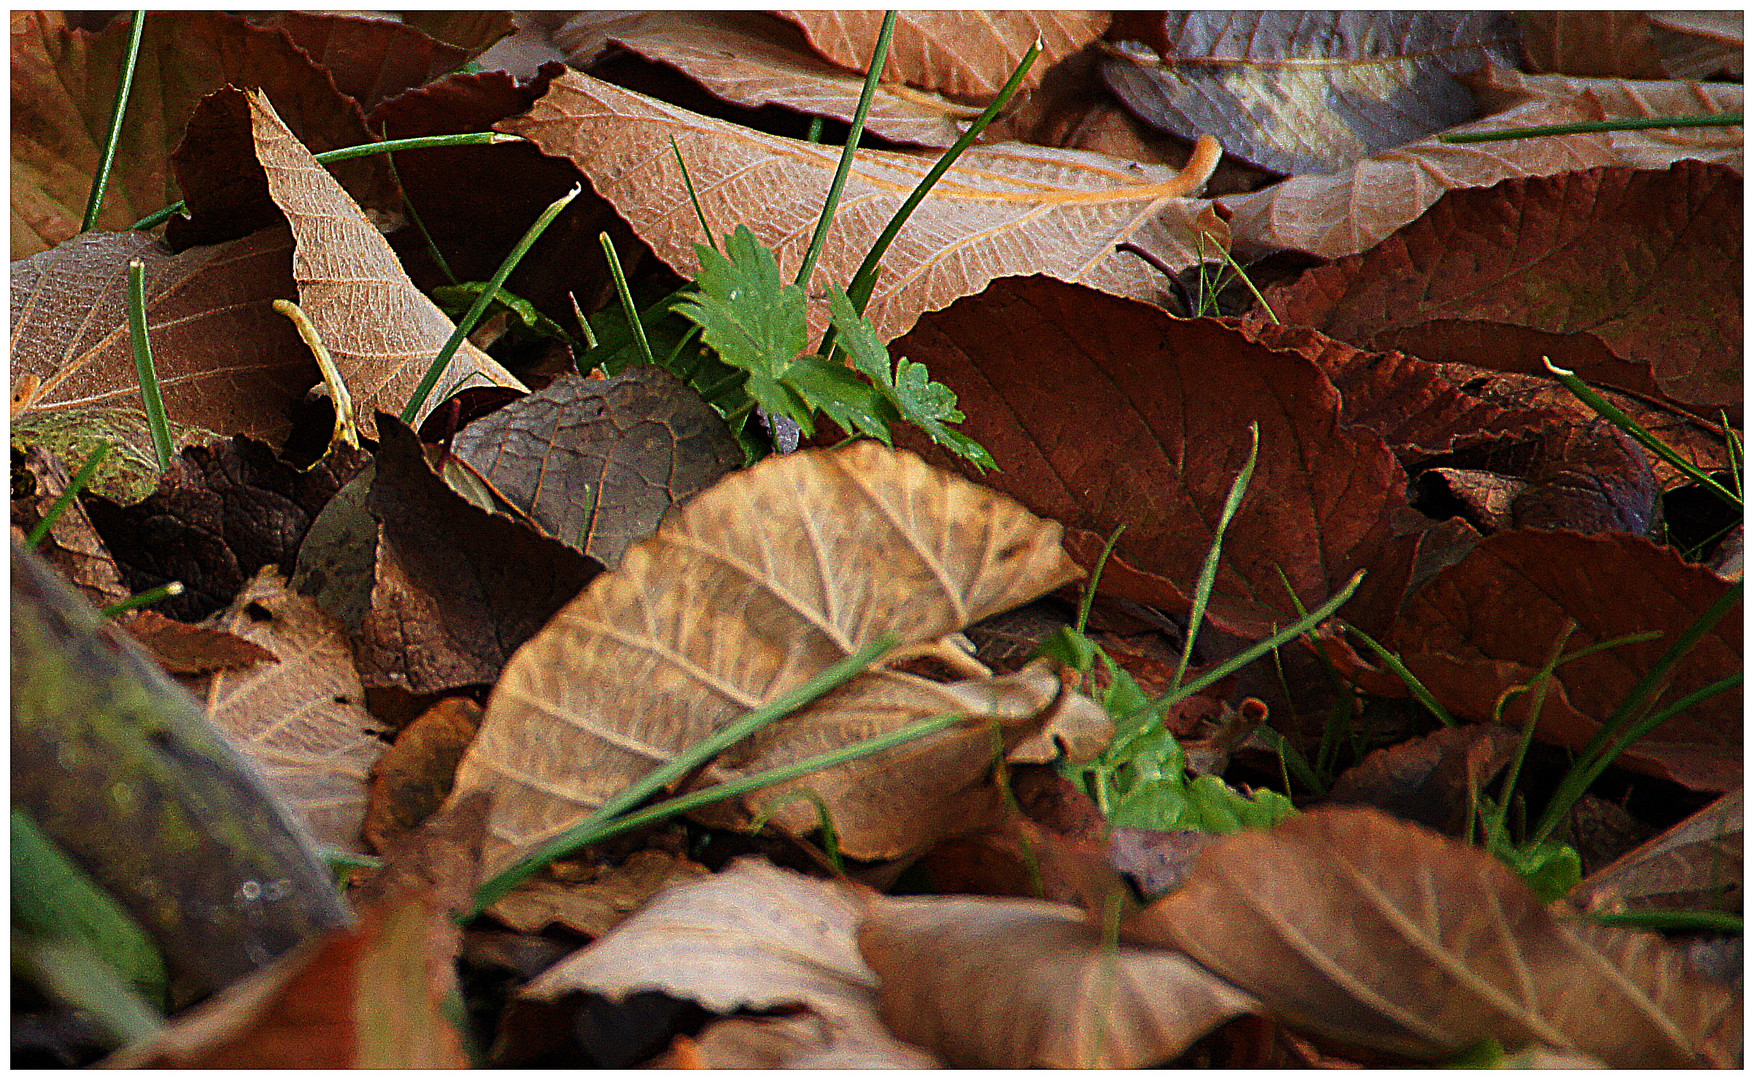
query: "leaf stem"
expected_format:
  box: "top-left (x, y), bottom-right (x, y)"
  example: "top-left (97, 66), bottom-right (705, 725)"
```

top-left (1440, 113), bottom-right (1741, 144)
top-left (83, 10), bottom-right (146, 232)
top-left (467, 635), bottom-right (897, 916)
top-left (794, 9), bottom-right (897, 291)
top-left (126, 259), bottom-right (174, 471)
top-left (129, 132), bottom-right (522, 231)
top-left (400, 185), bottom-right (579, 424)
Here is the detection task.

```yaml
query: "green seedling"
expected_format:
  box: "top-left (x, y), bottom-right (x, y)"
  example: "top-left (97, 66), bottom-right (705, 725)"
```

top-left (1440, 112), bottom-right (1742, 144)
top-left (25, 442), bottom-right (111, 549)
top-left (125, 259), bottom-right (174, 471)
top-left (83, 10), bottom-right (145, 232)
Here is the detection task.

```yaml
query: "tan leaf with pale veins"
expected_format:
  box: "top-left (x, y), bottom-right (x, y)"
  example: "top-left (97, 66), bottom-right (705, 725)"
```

top-left (1125, 807), bottom-right (1741, 1067)
top-left (449, 441), bottom-right (1087, 876)
top-left (499, 70), bottom-right (1226, 342)
top-left (860, 893), bottom-right (1257, 1068)
top-left (202, 568), bottom-right (388, 852)
top-left (241, 89), bottom-right (523, 433)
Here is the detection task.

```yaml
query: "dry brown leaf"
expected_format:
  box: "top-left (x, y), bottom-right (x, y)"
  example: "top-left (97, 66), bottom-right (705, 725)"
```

top-left (486, 850), bottom-right (710, 939)
top-left (499, 69), bottom-right (1226, 342)
top-left (200, 568), bottom-right (388, 852)
top-left (518, 858), bottom-right (924, 1065)
top-left (362, 697), bottom-right (482, 852)
top-left (10, 227), bottom-right (312, 455)
top-left (1125, 807), bottom-right (1741, 1067)
top-left (859, 893), bottom-right (1257, 1068)
top-left (549, 11), bottom-right (981, 148)
top-left (1221, 61), bottom-right (1740, 260)
top-left (236, 88), bottom-right (523, 433)
top-left (774, 10), bottom-right (1109, 98)
top-left (448, 441), bottom-right (1086, 877)
top-left (10, 445), bottom-right (131, 610)
top-left (1572, 789), bottom-right (1742, 916)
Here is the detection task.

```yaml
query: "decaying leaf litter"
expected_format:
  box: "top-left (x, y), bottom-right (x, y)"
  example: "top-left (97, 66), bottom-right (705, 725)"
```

top-left (9, 9), bottom-right (1742, 1069)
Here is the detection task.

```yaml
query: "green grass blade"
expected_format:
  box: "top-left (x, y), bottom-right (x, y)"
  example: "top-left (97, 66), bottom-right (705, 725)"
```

top-left (1441, 113), bottom-right (1741, 144)
top-left (599, 231), bottom-right (656, 368)
top-left (1076, 524), bottom-right (1126, 635)
top-left (126, 259), bottom-right (174, 471)
top-left (1174, 423), bottom-right (1258, 688)
top-left (671, 136), bottom-right (719, 252)
top-left (99, 581), bottom-right (184, 618)
top-left (385, 140), bottom-right (458, 285)
top-left (26, 443), bottom-right (111, 548)
top-left (794, 9), bottom-right (897, 291)
top-left (400, 184), bottom-right (580, 423)
top-left (1589, 909), bottom-right (1742, 934)
top-left (83, 11), bottom-right (147, 232)
top-left (1340, 621), bottom-right (1456, 727)
top-left (1482, 623), bottom-right (1575, 847)
top-left (129, 132), bottom-right (521, 231)
top-left (825, 37), bottom-right (1042, 355)
top-left (468, 635), bottom-right (898, 916)
top-left (1544, 357), bottom-right (1740, 509)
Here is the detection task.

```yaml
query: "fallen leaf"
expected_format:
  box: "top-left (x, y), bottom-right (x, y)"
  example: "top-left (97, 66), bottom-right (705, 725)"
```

top-left (449, 367), bottom-right (742, 567)
top-left (363, 697), bottom-right (481, 852)
top-left (396, 11), bottom-right (517, 58)
top-left (1218, 61), bottom-right (1739, 260)
top-left (82, 435), bottom-right (368, 622)
top-left (1572, 789), bottom-right (1742, 916)
top-left (1643, 11), bottom-right (1743, 80)
top-left (288, 462), bottom-right (377, 632)
top-left (122, 610), bottom-right (277, 676)
top-left (170, 87), bottom-right (524, 435)
top-left (659, 1015), bottom-right (940, 1069)
top-left (10, 228), bottom-right (314, 463)
top-left (486, 849), bottom-right (710, 939)
top-left (248, 11), bottom-right (470, 113)
top-left (357, 414), bottom-right (602, 694)
top-left (1389, 529), bottom-right (1741, 791)
top-left (1327, 723), bottom-right (1521, 836)
top-left (197, 569), bottom-right (388, 852)
top-left (517, 858), bottom-right (922, 1065)
top-left (859, 892), bottom-right (1257, 1067)
top-left (1123, 807), bottom-right (1740, 1067)
top-left (774, 9), bottom-right (1109, 98)
top-left (10, 445), bottom-right (131, 610)
top-left (9, 10), bottom-right (386, 257)
top-left (1519, 12), bottom-right (1666, 79)
top-left (885, 276), bottom-right (1409, 639)
top-left (450, 440), bottom-right (1086, 876)
top-left (1265, 160), bottom-right (1741, 412)
top-left (1102, 12), bottom-right (1521, 175)
top-left (499, 69), bottom-right (1227, 343)
top-left (549, 11), bottom-right (982, 149)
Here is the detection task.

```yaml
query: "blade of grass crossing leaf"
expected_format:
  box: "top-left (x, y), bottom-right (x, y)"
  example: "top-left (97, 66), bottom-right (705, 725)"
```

top-left (749, 791), bottom-right (846, 875)
top-left (83, 11), bottom-right (146, 232)
top-left (1483, 622), bottom-right (1576, 848)
top-left (670, 136), bottom-right (719, 252)
top-left (1592, 910), bottom-right (1743, 934)
top-left (401, 185), bottom-right (580, 423)
top-left (125, 260), bottom-right (174, 471)
top-left (1174, 424), bottom-right (1258, 689)
top-left (468, 635), bottom-right (897, 916)
top-left (1340, 621), bottom-right (1456, 727)
top-left (794, 9), bottom-right (896, 291)
top-left (1529, 581), bottom-right (1742, 845)
top-left (1545, 358), bottom-right (1740, 508)
top-left (1441, 113), bottom-right (1742, 144)
top-left (128, 132), bottom-right (523, 231)
top-left (1076, 525), bottom-right (1126, 635)
top-left (25, 444), bottom-right (110, 548)
top-left (99, 581), bottom-right (184, 618)
top-left (599, 232), bottom-right (656, 368)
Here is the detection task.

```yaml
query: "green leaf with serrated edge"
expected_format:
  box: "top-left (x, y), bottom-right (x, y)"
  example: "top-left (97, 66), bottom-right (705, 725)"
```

top-left (784, 356), bottom-right (896, 442)
top-left (673, 225), bottom-right (809, 381)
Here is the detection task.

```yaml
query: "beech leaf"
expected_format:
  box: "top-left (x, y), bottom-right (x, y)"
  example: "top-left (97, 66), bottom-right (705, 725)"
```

top-left (448, 441), bottom-right (1088, 876)
top-left (1124, 807), bottom-right (1741, 1067)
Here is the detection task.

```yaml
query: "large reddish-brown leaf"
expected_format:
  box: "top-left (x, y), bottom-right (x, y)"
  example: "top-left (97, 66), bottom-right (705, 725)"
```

top-left (1519, 12), bottom-right (1666, 79)
top-left (860, 892), bottom-right (1257, 1067)
top-left (248, 11), bottom-right (470, 114)
top-left (1218, 61), bottom-right (1740, 260)
top-left (1102, 12), bottom-right (1521, 176)
top-left (516, 857), bottom-right (937, 1067)
top-left (10, 227), bottom-right (312, 460)
top-left (448, 441), bottom-right (1093, 877)
top-left (1124, 807), bottom-right (1741, 1067)
top-left (887, 276), bottom-right (1410, 640)
top-left (166, 87), bottom-right (525, 434)
top-left (198, 569), bottom-right (388, 852)
top-left (449, 367), bottom-right (743, 568)
top-left (774, 10), bottom-right (1109, 98)
top-left (9, 10), bottom-right (386, 257)
top-left (499, 69), bottom-right (1226, 343)
top-left (549, 11), bottom-right (982, 149)
top-left (1382, 530), bottom-right (1741, 792)
top-left (1265, 161), bottom-right (1741, 412)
